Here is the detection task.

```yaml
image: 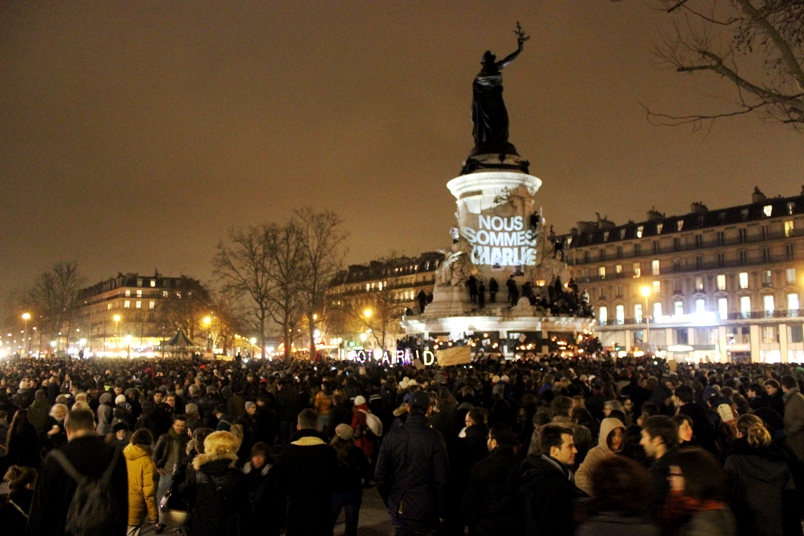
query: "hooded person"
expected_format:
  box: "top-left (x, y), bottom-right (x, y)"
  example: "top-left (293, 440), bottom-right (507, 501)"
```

top-left (123, 429), bottom-right (159, 534)
top-left (174, 431), bottom-right (246, 536)
top-left (575, 417), bottom-right (626, 496)
top-left (97, 392), bottom-right (114, 436)
top-left (27, 389), bottom-right (51, 440)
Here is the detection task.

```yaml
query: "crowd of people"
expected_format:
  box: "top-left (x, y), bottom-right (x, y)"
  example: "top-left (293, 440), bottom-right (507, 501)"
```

top-left (1, 353), bottom-right (804, 535)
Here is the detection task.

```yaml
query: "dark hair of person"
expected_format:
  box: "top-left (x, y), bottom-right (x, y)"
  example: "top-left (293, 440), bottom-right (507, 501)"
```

top-left (672, 413), bottom-right (693, 429)
top-left (675, 448), bottom-right (725, 502)
top-left (539, 424), bottom-right (573, 455)
top-left (489, 422), bottom-right (516, 447)
top-left (321, 381), bottom-right (333, 396)
top-left (172, 414), bottom-right (187, 423)
top-left (131, 428), bottom-right (154, 447)
top-left (642, 415), bottom-right (678, 448)
top-left (330, 434), bottom-right (355, 461)
top-left (765, 379), bottom-right (780, 390)
top-left (193, 427), bottom-right (214, 454)
top-left (640, 402), bottom-right (661, 419)
top-left (64, 408), bottom-right (96, 433)
top-left (4, 465), bottom-right (37, 491)
top-left (551, 396), bottom-right (573, 418)
top-left (747, 383), bottom-right (763, 395)
top-left (780, 375), bottom-right (798, 390)
top-left (214, 403), bottom-right (226, 415)
top-left (467, 408), bottom-right (487, 426)
top-left (589, 455), bottom-right (652, 516)
top-left (250, 441), bottom-right (276, 465)
top-left (608, 409), bottom-right (626, 423)
top-left (297, 408), bottom-right (318, 429)
top-left (674, 385), bottom-right (694, 404)
top-left (736, 414), bottom-right (772, 449)
top-left (438, 387), bottom-right (457, 407)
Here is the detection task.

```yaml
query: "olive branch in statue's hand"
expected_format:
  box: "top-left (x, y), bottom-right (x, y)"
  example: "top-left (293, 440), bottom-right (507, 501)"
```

top-left (515, 22), bottom-right (530, 44)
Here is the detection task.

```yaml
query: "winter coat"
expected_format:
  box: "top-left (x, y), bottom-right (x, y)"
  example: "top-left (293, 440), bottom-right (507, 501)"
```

top-left (274, 429), bottom-right (338, 536)
top-left (123, 443), bottom-right (159, 526)
top-left (783, 388), bottom-right (804, 461)
top-left (463, 445), bottom-right (525, 536)
top-left (276, 385), bottom-right (300, 423)
top-left (6, 422), bottom-right (41, 469)
top-left (27, 398), bottom-right (51, 438)
top-left (241, 462), bottom-right (282, 536)
top-left (724, 438), bottom-right (802, 536)
top-left (44, 416), bottom-right (67, 450)
top-left (153, 428), bottom-right (190, 471)
top-left (0, 488), bottom-right (33, 536)
top-left (520, 454), bottom-right (583, 536)
top-left (176, 452), bottom-right (246, 536)
top-left (26, 435), bottom-right (129, 536)
top-left (97, 394), bottom-right (114, 436)
top-left (333, 445), bottom-right (369, 495)
top-left (351, 404), bottom-right (376, 457)
top-left (575, 417), bottom-right (625, 496)
top-left (576, 511), bottom-right (659, 536)
top-left (225, 393), bottom-right (246, 422)
top-left (375, 413), bottom-right (449, 532)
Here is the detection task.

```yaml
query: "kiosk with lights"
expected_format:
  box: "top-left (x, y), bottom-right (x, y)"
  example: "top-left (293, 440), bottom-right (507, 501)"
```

top-left (401, 27), bottom-right (595, 359)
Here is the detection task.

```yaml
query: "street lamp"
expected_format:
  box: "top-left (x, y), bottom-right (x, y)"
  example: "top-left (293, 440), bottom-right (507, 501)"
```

top-left (203, 316), bottom-right (212, 351)
top-left (113, 315), bottom-right (121, 354)
top-left (640, 286), bottom-right (651, 352)
top-left (22, 313), bottom-right (30, 357)
top-left (249, 337), bottom-right (257, 357)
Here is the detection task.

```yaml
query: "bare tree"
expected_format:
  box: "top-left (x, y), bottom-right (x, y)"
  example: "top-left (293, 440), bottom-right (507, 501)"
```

top-left (26, 261), bottom-right (86, 351)
top-left (213, 226), bottom-right (273, 358)
top-left (155, 277), bottom-right (211, 341)
top-left (339, 285), bottom-right (404, 352)
top-left (647, 0), bottom-right (804, 130)
top-left (263, 221), bottom-right (306, 360)
top-left (293, 207), bottom-right (349, 357)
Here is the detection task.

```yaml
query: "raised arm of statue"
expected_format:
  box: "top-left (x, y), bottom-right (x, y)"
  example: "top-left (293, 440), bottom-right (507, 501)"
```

top-left (498, 23), bottom-right (529, 69)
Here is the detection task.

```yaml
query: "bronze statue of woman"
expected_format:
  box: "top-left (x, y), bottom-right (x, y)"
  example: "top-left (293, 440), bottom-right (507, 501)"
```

top-left (471, 25), bottom-right (529, 156)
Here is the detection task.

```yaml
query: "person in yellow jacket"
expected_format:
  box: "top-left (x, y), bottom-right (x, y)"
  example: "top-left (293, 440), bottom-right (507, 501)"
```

top-left (123, 428), bottom-right (159, 536)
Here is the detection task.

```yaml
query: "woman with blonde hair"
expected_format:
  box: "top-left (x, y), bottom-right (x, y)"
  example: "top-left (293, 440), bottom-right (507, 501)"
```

top-left (123, 428), bottom-right (159, 536)
top-left (44, 403), bottom-right (68, 450)
top-left (724, 414), bottom-right (801, 536)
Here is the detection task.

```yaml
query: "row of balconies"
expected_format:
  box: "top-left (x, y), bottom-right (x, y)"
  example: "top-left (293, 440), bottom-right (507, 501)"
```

top-left (598, 309), bottom-right (804, 326)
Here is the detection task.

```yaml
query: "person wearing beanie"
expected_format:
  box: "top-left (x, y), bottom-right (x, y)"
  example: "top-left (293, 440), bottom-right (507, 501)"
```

top-left (97, 392), bottom-right (115, 437)
top-left (174, 431), bottom-right (246, 536)
top-left (123, 429), bottom-right (159, 535)
top-left (375, 390), bottom-right (448, 535)
top-left (330, 423), bottom-right (369, 536)
top-left (27, 389), bottom-right (51, 441)
top-left (350, 395), bottom-right (377, 484)
top-left (108, 422), bottom-right (132, 449)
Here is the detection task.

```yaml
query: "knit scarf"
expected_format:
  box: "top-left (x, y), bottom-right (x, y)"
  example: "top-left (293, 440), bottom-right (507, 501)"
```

top-left (661, 490), bottom-right (726, 530)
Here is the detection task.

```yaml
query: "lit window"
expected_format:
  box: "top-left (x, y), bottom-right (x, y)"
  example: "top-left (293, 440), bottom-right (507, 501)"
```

top-left (657, 223), bottom-right (663, 234)
top-left (637, 226), bottom-right (644, 238)
top-left (635, 304), bottom-right (643, 323)
top-left (788, 202), bottom-right (795, 215)
top-left (653, 302), bottom-right (662, 319)
top-left (615, 264), bottom-right (622, 274)
top-left (740, 296), bottom-right (751, 317)
top-left (764, 205), bottom-right (773, 217)
top-left (787, 268), bottom-right (797, 284)
top-left (695, 277), bottom-right (704, 291)
top-left (162, 291), bottom-right (168, 298)
top-left (599, 266), bottom-right (606, 279)
top-left (764, 295), bottom-right (775, 314)
top-left (763, 270), bottom-right (773, 286)
top-left (136, 301), bottom-right (142, 309)
top-left (125, 290), bottom-right (131, 297)
top-left (124, 300), bottom-right (131, 309)
top-left (107, 303), bottom-right (112, 310)
top-left (598, 307), bottom-right (608, 324)
top-left (677, 220), bottom-right (684, 231)
top-left (717, 274), bottom-right (726, 291)
top-left (150, 280), bottom-right (156, 287)
top-left (149, 301), bottom-right (155, 309)
top-left (136, 290), bottom-right (142, 298)
top-left (695, 299), bottom-right (706, 313)
top-left (633, 262), bottom-right (641, 278)
top-left (674, 300), bottom-right (684, 316)
top-left (652, 260), bottom-right (660, 275)
top-left (718, 298), bottom-right (728, 319)
top-left (739, 272), bottom-right (749, 289)
top-left (788, 293), bottom-right (799, 312)
top-left (652, 281), bottom-right (661, 295)
top-left (366, 284), bottom-right (370, 292)
top-left (615, 305), bottom-right (625, 325)
top-left (786, 221), bottom-right (795, 238)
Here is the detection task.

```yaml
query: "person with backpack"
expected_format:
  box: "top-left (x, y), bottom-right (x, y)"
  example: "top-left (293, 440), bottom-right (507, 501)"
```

top-left (26, 407), bottom-right (129, 535)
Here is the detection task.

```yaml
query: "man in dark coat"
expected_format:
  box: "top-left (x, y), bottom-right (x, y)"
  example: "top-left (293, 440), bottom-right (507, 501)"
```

top-left (274, 408), bottom-right (337, 536)
top-left (26, 408), bottom-right (128, 535)
top-left (375, 391), bottom-right (449, 535)
top-left (640, 415), bottom-right (679, 519)
top-left (675, 384), bottom-right (717, 454)
top-left (464, 423), bottom-right (524, 536)
top-left (276, 377), bottom-right (300, 446)
top-left (520, 423), bottom-right (582, 536)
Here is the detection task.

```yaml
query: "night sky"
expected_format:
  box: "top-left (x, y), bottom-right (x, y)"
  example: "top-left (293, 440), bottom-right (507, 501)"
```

top-left (2, 2), bottom-right (803, 295)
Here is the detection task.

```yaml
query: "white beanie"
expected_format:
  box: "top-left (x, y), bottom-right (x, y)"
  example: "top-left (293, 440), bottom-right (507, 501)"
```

top-left (354, 395), bottom-right (366, 406)
top-left (115, 394), bottom-right (127, 405)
